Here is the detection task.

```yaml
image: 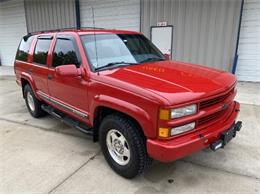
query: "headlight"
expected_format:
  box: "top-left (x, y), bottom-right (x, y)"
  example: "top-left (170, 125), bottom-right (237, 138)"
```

top-left (171, 122), bottom-right (195, 135)
top-left (171, 104), bottom-right (197, 119)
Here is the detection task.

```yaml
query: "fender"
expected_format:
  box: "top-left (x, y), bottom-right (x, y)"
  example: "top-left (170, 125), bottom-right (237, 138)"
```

top-left (90, 94), bottom-right (156, 138)
top-left (20, 72), bottom-right (40, 99)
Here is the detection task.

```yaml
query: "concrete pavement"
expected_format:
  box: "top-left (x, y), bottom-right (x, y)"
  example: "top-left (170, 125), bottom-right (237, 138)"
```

top-left (0, 75), bottom-right (260, 193)
top-left (0, 66), bottom-right (14, 76)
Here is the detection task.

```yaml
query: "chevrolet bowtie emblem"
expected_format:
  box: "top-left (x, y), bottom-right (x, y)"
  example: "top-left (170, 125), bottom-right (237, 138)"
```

top-left (222, 103), bottom-right (229, 110)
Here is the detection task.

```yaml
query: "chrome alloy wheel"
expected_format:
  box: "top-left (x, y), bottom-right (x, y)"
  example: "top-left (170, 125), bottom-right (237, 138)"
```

top-left (106, 129), bottom-right (131, 166)
top-left (27, 91), bottom-right (35, 112)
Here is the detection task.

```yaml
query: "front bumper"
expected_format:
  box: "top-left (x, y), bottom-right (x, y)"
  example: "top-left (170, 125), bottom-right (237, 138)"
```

top-left (147, 101), bottom-right (241, 162)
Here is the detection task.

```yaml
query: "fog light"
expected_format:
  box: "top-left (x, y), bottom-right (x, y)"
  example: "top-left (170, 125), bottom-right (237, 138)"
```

top-left (171, 122), bottom-right (195, 136)
top-left (210, 140), bottom-right (223, 151)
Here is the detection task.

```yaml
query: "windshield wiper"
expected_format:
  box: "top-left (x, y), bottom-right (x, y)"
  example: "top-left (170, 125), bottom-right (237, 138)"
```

top-left (95, 61), bottom-right (138, 71)
top-left (140, 57), bottom-right (165, 63)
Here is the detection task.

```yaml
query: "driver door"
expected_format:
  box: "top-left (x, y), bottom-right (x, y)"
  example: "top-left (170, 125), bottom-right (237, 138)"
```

top-left (47, 35), bottom-right (89, 121)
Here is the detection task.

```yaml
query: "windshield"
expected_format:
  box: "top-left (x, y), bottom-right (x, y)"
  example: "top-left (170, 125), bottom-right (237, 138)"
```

top-left (81, 34), bottom-right (165, 71)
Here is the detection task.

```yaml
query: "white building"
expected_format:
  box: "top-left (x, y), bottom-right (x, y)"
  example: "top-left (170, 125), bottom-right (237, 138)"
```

top-left (0, 0), bottom-right (259, 81)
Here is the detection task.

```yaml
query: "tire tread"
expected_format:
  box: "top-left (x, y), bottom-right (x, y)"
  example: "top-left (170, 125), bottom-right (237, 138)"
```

top-left (99, 113), bottom-right (152, 178)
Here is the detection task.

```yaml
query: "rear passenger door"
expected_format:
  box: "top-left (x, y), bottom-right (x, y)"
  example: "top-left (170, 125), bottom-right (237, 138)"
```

top-left (47, 35), bottom-right (89, 121)
top-left (31, 35), bottom-right (53, 96)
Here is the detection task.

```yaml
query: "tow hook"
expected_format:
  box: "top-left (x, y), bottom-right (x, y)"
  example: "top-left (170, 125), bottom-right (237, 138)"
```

top-left (210, 121), bottom-right (242, 151)
top-left (234, 121), bottom-right (242, 131)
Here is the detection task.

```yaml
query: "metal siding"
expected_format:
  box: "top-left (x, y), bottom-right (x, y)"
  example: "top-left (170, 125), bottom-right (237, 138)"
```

top-left (141, 0), bottom-right (242, 71)
top-left (236, 0), bottom-right (260, 82)
top-left (0, 0), bottom-right (27, 66)
top-left (24, 0), bottom-right (76, 32)
top-left (80, 0), bottom-right (140, 31)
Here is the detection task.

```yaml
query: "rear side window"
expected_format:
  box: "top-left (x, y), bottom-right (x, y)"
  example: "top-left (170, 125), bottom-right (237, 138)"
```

top-left (52, 38), bottom-right (80, 68)
top-left (33, 37), bottom-right (52, 65)
top-left (16, 36), bottom-right (34, 62)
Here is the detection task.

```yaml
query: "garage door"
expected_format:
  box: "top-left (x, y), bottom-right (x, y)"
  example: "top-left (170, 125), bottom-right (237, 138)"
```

top-left (236, 0), bottom-right (260, 82)
top-left (80, 0), bottom-right (140, 31)
top-left (0, 0), bottom-right (27, 66)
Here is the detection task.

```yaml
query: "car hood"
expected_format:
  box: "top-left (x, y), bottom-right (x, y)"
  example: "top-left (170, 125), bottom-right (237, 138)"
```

top-left (99, 61), bottom-right (236, 105)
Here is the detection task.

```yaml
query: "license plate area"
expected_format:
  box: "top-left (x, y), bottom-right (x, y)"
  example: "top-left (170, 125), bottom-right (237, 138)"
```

top-left (221, 124), bottom-right (236, 145)
top-left (210, 121), bottom-right (242, 151)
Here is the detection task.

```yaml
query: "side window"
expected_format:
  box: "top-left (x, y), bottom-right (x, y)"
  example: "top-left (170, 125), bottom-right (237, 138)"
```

top-left (52, 38), bottom-right (80, 68)
top-left (33, 38), bottom-right (52, 65)
top-left (16, 36), bottom-right (34, 62)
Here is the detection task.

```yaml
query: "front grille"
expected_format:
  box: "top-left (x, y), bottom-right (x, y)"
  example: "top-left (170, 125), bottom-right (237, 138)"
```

top-left (197, 87), bottom-right (235, 126)
top-left (199, 87), bottom-right (234, 109)
top-left (197, 110), bottom-right (224, 126)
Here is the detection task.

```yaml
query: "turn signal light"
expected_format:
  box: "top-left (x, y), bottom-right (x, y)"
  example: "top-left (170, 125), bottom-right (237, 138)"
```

top-left (159, 109), bottom-right (170, 120)
top-left (159, 127), bottom-right (170, 138)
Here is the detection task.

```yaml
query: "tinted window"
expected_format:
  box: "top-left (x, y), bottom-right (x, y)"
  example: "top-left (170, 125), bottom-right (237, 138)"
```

top-left (33, 38), bottom-right (52, 65)
top-left (16, 36), bottom-right (34, 62)
top-left (52, 38), bottom-right (80, 68)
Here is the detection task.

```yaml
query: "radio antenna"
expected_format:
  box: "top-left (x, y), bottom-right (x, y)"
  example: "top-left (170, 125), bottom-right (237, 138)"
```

top-left (91, 7), bottom-right (99, 75)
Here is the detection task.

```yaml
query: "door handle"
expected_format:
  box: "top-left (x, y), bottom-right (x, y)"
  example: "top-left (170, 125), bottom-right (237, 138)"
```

top-left (47, 74), bottom-right (53, 80)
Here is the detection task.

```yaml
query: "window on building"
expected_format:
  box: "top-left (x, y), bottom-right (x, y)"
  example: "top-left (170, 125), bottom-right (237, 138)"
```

top-left (52, 38), bottom-right (80, 68)
top-left (16, 36), bottom-right (34, 62)
top-left (33, 37), bottom-right (52, 65)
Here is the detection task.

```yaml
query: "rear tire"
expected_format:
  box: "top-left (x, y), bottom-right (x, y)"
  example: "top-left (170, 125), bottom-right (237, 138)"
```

top-left (99, 113), bottom-right (152, 178)
top-left (24, 84), bottom-right (46, 118)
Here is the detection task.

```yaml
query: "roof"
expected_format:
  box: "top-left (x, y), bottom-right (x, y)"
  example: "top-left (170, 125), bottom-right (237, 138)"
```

top-left (27, 27), bottom-right (140, 36)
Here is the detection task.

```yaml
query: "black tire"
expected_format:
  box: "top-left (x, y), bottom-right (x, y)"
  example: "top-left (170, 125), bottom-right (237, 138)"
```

top-left (24, 84), bottom-right (46, 118)
top-left (99, 113), bottom-right (152, 178)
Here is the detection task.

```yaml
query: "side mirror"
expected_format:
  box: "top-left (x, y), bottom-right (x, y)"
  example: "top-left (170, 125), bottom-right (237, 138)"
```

top-left (55, 64), bottom-right (81, 77)
top-left (163, 54), bottom-right (171, 60)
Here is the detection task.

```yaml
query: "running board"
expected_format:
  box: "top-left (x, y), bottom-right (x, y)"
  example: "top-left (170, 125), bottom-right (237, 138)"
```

top-left (41, 104), bottom-right (93, 136)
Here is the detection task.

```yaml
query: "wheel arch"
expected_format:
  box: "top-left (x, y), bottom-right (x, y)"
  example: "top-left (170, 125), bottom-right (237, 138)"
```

top-left (20, 73), bottom-right (37, 98)
top-left (92, 100), bottom-right (151, 142)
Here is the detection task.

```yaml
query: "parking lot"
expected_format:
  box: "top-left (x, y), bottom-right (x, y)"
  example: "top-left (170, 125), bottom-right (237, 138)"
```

top-left (1, 72), bottom-right (260, 193)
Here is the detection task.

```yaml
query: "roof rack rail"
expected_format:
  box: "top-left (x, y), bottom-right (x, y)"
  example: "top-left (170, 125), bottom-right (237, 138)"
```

top-left (27, 26), bottom-right (105, 35)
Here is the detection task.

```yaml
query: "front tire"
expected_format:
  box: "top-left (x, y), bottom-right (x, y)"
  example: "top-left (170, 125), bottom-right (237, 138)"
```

top-left (24, 84), bottom-right (46, 118)
top-left (99, 114), bottom-right (152, 178)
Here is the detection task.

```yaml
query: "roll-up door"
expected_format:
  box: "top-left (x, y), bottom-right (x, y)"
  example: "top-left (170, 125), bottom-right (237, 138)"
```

top-left (0, 0), bottom-right (27, 66)
top-left (236, 0), bottom-right (260, 82)
top-left (80, 0), bottom-right (140, 31)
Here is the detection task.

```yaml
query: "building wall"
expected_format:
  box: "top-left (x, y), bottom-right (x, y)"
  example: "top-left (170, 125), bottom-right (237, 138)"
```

top-left (0, 0), bottom-right (244, 73)
top-left (24, 0), bottom-right (76, 33)
top-left (80, 0), bottom-right (140, 31)
top-left (141, 0), bottom-right (242, 71)
top-left (0, 0), bottom-right (27, 66)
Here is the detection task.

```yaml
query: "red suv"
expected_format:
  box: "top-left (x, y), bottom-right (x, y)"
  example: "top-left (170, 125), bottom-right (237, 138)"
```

top-left (14, 28), bottom-right (242, 178)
